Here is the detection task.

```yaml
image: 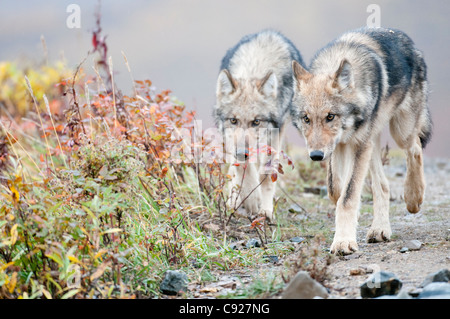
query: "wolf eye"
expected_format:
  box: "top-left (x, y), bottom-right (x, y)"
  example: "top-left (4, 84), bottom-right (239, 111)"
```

top-left (326, 114), bottom-right (335, 122)
top-left (302, 115), bottom-right (310, 124)
top-left (252, 119), bottom-right (261, 127)
top-left (230, 118), bottom-right (238, 125)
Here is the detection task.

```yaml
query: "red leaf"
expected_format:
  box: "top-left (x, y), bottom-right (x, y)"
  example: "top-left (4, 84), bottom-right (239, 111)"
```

top-left (288, 158), bottom-right (293, 167)
top-left (250, 216), bottom-right (266, 230)
top-left (92, 33), bottom-right (98, 50)
top-left (277, 163), bottom-right (284, 174)
top-left (160, 167), bottom-right (169, 178)
top-left (271, 172), bottom-right (277, 182)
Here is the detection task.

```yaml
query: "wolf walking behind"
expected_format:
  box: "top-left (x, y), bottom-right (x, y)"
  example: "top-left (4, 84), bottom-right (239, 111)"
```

top-left (214, 30), bottom-right (305, 220)
top-left (291, 27), bottom-right (432, 255)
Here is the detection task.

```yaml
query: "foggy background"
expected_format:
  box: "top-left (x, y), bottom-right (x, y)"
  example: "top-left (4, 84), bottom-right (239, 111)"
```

top-left (1, 0), bottom-right (449, 157)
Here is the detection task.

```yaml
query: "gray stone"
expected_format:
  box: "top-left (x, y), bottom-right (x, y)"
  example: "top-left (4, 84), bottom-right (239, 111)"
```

top-left (160, 270), bottom-right (188, 295)
top-left (399, 247), bottom-right (409, 253)
top-left (360, 271), bottom-right (403, 298)
top-left (319, 186), bottom-right (328, 198)
top-left (263, 255), bottom-right (279, 263)
top-left (290, 236), bottom-right (305, 243)
top-left (375, 289), bottom-right (412, 299)
top-left (421, 269), bottom-right (450, 287)
top-left (245, 238), bottom-right (261, 248)
top-left (418, 282), bottom-right (450, 299)
top-left (288, 204), bottom-right (304, 214)
top-left (404, 239), bottom-right (422, 251)
top-left (229, 240), bottom-right (245, 250)
top-left (281, 271), bottom-right (328, 299)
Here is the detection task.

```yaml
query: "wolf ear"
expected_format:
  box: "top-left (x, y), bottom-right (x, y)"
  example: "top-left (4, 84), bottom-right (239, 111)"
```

top-left (292, 60), bottom-right (310, 84)
top-left (258, 71), bottom-right (278, 98)
top-left (333, 59), bottom-right (353, 91)
top-left (216, 69), bottom-right (236, 97)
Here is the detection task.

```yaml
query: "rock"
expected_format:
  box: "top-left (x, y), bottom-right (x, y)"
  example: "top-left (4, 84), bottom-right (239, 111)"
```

top-left (303, 187), bottom-right (321, 195)
top-left (288, 203), bottom-right (304, 214)
top-left (281, 271), bottom-right (328, 299)
top-left (290, 236), bottom-right (305, 243)
top-left (343, 252), bottom-right (362, 260)
top-left (202, 223), bottom-right (220, 232)
top-left (245, 238), bottom-right (261, 248)
top-left (352, 265), bottom-right (376, 275)
top-left (399, 247), bottom-right (409, 253)
top-left (408, 287), bottom-right (423, 297)
top-left (160, 270), bottom-right (188, 295)
top-left (404, 239), bottom-right (422, 251)
top-left (420, 269), bottom-right (450, 287)
top-left (294, 214), bottom-right (308, 221)
top-left (349, 267), bottom-right (366, 276)
top-left (319, 186), bottom-right (328, 198)
top-left (217, 280), bottom-right (237, 289)
top-left (229, 240), bottom-right (245, 250)
top-left (360, 271), bottom-right (403, 298)
top-left (418, 282), bottom-right (450, 299)
top-left (375, 288), bottom-right (412, 299)
top-left (263, 255), bottom-right (279, 263)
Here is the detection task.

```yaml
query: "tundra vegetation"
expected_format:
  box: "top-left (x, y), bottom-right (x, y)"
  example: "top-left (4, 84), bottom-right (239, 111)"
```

top-left (0, 14), bottom-right (335, 299)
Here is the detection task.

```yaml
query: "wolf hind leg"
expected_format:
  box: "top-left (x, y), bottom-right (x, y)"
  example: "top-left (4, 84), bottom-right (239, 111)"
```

top-left (366, 134), bottom-right (391, 242)
top-left (403, 136), bottom-right (425, 213)
top-left (389, 97), bottom-right (427, 214)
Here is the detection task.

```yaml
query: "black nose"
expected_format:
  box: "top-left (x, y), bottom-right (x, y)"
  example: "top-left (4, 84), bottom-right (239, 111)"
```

top-left (236, 148), bottom-right (249, 161)
top-left (310, 150), bottom-right (324, 161)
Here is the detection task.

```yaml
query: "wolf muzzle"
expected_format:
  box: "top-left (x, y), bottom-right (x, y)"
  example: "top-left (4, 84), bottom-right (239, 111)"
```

top-left (309, 150), bottom-right (324, 161)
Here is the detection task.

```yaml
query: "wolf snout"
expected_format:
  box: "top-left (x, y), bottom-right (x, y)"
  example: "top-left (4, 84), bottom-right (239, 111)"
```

top-left (236, 148), bottom-right (249, 161)
top-left (309, 150), bottom-right (324, 161)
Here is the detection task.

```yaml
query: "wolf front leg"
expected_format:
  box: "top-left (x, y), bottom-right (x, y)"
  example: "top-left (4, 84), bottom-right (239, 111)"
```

top-left (366, 134), bottom-right (391, 242)
top-left (259, 174), bottom-right (276, 221)
top-left (227, 163), bottom-right (262, 216)
top-left (330, 142), bottom-right (374, 255)
top-left (327, 152), bottom-right (342, 205)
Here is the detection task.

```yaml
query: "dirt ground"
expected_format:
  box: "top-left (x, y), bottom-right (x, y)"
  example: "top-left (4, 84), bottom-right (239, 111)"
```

top-left (323, 156), bottom-right (450, 298)
top-left (188, 154), bottom-right (449, 299)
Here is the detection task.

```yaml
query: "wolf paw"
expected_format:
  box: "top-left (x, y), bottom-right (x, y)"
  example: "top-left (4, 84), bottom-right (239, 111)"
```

top-left (259, 208), bottom-right (274, 222)
top-left (330, 239), bottom-right (358, 255)
top-left (243, 200), bottom-right (260, 216)
top-left (366, 227), bottom-right (391, 243)
top-left (404, 184), bottom-right (424, 214)
top-left (405, 200), bottom-right (422, 214)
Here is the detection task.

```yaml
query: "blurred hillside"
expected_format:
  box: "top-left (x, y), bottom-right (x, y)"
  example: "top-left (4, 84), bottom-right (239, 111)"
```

top-left (1, 0), bottom-right (449, 157)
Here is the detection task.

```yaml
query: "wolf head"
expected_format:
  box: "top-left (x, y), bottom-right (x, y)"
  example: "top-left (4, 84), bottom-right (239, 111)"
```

top-left (291, 59), bottom-right (365, 161)
top-left (214, 69), bottom-right (280, 162)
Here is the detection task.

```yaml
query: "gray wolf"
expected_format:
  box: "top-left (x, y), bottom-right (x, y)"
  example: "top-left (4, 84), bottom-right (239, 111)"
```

top-left (291, 27), bottom-right (432, 254)
top-left (214, 29), bottom-right (305, 220)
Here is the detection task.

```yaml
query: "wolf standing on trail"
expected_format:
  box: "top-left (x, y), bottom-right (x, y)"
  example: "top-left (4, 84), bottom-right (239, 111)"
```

top-left (214, 30), bottom-right (305, 220)
top-left (291, 27), bottom-right (432, 255)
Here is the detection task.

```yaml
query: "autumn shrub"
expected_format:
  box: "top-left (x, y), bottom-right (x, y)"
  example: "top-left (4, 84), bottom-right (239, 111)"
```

top-left (0, 60), bottom-right (71, 117)
top-left (0, 52), bottom-right (241, 297)
top-left (0, 8), bottom-right (300, 299)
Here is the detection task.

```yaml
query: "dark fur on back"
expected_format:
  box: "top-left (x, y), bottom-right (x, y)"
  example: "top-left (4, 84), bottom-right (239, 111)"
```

top-left (362, 28), bottom-right (432, 148)
top-left (307, 27), bottom-right (432, 148)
